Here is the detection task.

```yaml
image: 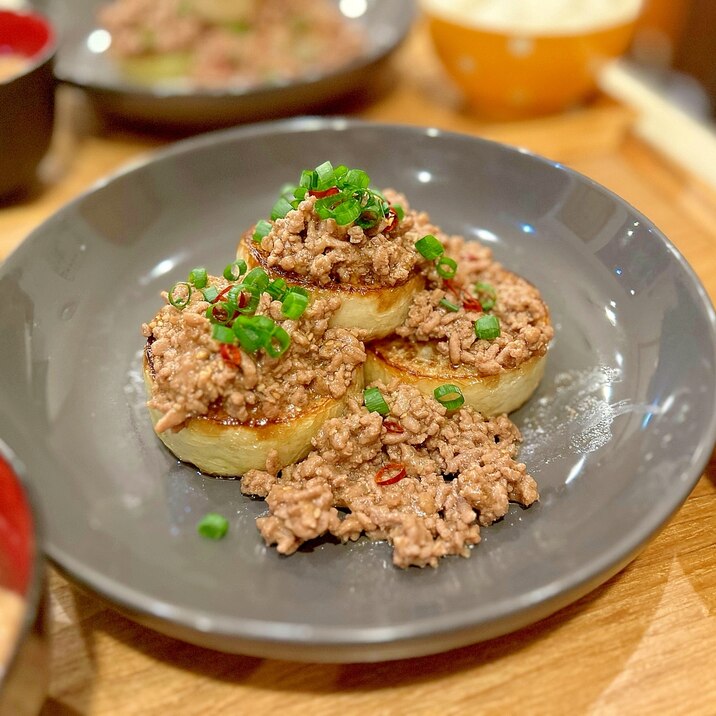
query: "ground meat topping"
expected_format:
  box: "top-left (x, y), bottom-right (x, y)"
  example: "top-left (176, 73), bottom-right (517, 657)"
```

top-left (242, 382), bottom-right (538, 568)
top-left (397, 239), bottom-right (554, 374)
top-left (99, 0), bottom-right (364, 89)
top-left (254, 191), bottom-right (447, 288)
top-left (143, 275), bottom-right (365, 432)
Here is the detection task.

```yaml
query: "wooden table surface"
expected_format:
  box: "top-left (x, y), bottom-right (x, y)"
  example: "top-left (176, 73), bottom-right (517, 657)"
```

top-left (3, 22), bottom-right (716, 716)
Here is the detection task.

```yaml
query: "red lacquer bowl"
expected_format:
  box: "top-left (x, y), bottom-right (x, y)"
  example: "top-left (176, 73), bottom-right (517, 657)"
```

top-left (0, 441), bottom-right (47, 715)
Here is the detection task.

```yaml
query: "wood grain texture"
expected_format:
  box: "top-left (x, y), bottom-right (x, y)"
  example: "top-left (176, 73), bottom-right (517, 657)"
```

top-left (1, 18), bottom-right (715, 716)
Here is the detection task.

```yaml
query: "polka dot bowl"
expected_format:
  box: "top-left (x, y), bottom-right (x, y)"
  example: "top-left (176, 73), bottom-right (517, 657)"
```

top-left (422, 1), bottom-right (640, 120)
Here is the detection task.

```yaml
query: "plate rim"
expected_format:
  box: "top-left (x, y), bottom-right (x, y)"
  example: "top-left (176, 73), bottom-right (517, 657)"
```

top-left (10, 116), bottom-right (716, 658)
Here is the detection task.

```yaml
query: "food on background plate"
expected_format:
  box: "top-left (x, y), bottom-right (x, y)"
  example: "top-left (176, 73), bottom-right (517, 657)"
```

top-left (98, 0), bottom-right (364, 88)
top-left (142, 161), bottom-right (553, 566)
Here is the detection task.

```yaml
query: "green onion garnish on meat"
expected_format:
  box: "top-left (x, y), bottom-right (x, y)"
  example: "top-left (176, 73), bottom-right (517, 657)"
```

top-left (439, 298), bottom-right (460, 312)
top-left (224, 260), bottom-right (247, 281)
top-left (415, 234), bottom-right (444, 260)
top-left (252, 219), bottom-right (272, 243)
top-left (436, 256), bottom-right (458, 279)
top-left (188, 267), bottom-right (207, 289)
top-left (474, 282), bottom-right (497, 311)
top-left (168, 281), bottom-right (192, 310)
top-left (434, 384), bottom-right (465, 411)
top-left (364, 387), bottom-right (390, 416)
top-left (281, 291), bottom-right (308, 320)
top-left (475, 314), bottom-right (501, 340)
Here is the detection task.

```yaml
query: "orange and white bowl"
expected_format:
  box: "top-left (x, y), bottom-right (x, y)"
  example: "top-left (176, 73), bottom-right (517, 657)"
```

top-left (421, 0), bottom-right (643, 119)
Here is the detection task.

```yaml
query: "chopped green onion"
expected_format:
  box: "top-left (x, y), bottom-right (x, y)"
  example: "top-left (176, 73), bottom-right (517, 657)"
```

top-left (232, 314), bottom-right (275, 353)
top-left (299, 169), bottom-right (315, 189)
top-left (433, 384), bottom-right (465, 411)
top-left (355, 207), bottom-right (381, 229)
top-left (475, 314), bottom-right (501, 340)
top-left (355, 191), bottom-right (388, 230)
top-left (188, 267), bottom-right (207, 289)
top-left (415, 235), bottom-right (444, 260)
top-left (474, 282), bottom-right (497, 311)
top-left (271, 196), bottom-right (294, 221)
top-left (266, 278), bottom-right (288, 300)
top-left (314, 193), bottom-right (342, 220)
top-left (209, 300), bottom-right (236, 325)
top-left (279, 163), bottom-right (391, 229)
top-left (393, 204), bottom-right (405, 221)
top-left (233, 318), bottom-right (268, 353)
top-left (333, 198), bottom-right (362, 225)
top-left (315, 160), bottom-right (335, 188)
top-left (265, 325), bottom-right (291, 358)
top-left (252, 219), bottom-right (272, 243)
top-left (168, 282), bottom-right (192, 310)
top-left (364, 387), bottom-right (390, 416)
top-left (286, 162), bottom-right (390, 228)
top-left (232, 283), bottom-right (260, 315)
top-left (223, 260), bottom-right (247, 281)
top-left (197, 513), bottom-right (228, 540)
top-left (243, 267), bottom-right (270, 293)
top-left (439, 298), bottom-right (460, 312)
top-left (345, 168), bottom-right (370, 189)
top-left (211, 324), bottom-right (235, 344)
top-left (436, 256), bottom-right (458, 279)
top-left (251, 314), bottom-right (276, 334)
top-left (201, 286), bottom-right (219, 303)
top-left (281, 290), bottom-right (308, 319)
top-left (287, 285), bottom-right (309, 298)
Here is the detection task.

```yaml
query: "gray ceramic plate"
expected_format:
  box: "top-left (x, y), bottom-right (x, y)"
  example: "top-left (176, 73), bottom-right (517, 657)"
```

top-left (36, 0), bottom-right (415, 130)
top-left (2, 118), bottom-right (715, 663)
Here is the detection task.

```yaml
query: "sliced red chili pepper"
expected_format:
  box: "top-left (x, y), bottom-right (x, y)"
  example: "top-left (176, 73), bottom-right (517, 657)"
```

top-left (462, 295), bottom-right (483, 312)
top-left (443, 278), bottom-right (463, 297)
top-left (211, 285), bottom-right (244, 323)
top-left (384, 207), bottom-right (398, 232)
top-left (375, 463), bottom-right (407, 486)
top-left (309, 186), bottom-right (340, 199)
top-left (220, 343), bottom-right (242, 367)
top-left (214, 285), bottom-right (234, 303)
top-left (383, 419), bottom-right (404, 434)
top-left (210, 304), bottom-right (229, 321)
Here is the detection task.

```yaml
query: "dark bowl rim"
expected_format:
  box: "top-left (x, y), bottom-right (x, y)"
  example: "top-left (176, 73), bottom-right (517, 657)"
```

top-left (0, 438), bottom-right (45, 690)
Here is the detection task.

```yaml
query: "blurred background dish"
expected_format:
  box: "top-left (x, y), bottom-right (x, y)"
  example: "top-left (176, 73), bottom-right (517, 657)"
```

top-left (421, 0), bottom-right (643, 120)
top-left (34, 0), bottom-right (416, 131)
top-left (0, 8), bottom-right (56, 198)
top-left (0, 440), bottom-right (47, 716)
